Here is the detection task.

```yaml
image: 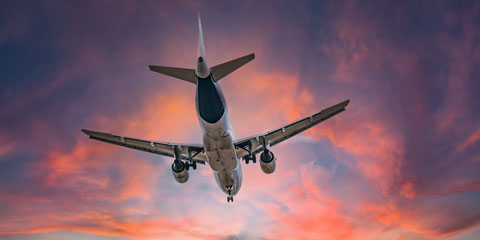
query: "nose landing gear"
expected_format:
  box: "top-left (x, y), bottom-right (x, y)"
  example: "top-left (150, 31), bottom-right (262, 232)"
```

top-left (226, 185), bottom-right (234, 202)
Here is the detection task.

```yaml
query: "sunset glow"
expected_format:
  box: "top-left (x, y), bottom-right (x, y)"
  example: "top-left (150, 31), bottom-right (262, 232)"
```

top-left (1, 1), bottom-right (480, 239)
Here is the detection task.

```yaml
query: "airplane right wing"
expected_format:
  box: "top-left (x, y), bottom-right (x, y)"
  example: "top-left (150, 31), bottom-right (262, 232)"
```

top-left (234, 99), bottom-right (350, 158)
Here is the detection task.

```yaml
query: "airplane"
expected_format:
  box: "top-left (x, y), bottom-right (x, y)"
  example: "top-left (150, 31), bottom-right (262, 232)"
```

top-left (82, 15), bottom-right (350, 203)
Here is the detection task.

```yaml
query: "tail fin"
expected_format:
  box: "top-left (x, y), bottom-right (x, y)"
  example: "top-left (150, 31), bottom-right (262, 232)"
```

top-left (148, 15), bottom-right (254, 84)
top-left (211, 53), bottom-right (255, 81)
top-left (198, 13), bottom-right (206, 58)
top-left (196, 13), bottom-right (210, 78)
top-left (197, 13), bottom-right (254, 81)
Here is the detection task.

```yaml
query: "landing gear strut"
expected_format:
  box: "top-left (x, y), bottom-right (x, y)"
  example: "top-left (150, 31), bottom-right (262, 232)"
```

top-left (240, 141), bottom-right (256, 164)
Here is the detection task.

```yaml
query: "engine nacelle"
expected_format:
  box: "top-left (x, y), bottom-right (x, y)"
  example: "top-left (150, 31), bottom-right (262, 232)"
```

top-left (260, 150), bottom-right (276, 174)
top-left (172, 160), bottom-right (189, 183)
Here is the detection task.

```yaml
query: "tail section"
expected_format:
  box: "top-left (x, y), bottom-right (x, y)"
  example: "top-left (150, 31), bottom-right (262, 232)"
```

top-left (148, 14), bottom-right (255, 84)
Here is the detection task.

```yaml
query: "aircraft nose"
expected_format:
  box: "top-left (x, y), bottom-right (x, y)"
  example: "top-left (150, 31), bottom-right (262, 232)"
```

top-left (198, 56), bottom-right (204, 62)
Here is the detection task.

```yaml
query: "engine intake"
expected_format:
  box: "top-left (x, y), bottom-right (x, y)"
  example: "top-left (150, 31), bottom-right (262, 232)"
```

top-left (172, 160), bottom-right (189, 183)
top-left (260, 150), bottom-right (276, 174)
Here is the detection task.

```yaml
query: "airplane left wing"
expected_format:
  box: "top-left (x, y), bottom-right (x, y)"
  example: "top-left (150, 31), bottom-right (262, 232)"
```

top-left (234, 99), bottom-right (350, 159)
top-left (81, 129), bottom-right (207, 164)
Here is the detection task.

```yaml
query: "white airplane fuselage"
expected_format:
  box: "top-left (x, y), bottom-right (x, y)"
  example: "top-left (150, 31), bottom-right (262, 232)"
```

top-left (195, 59), bottom-right (242, 196)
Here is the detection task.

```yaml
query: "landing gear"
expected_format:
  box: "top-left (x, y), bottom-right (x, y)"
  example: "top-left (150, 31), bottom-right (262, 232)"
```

top-left (243, 154), bottom-right (256, 164)
top-left (185, 161), bottom-right (197, 170)
top-left (173, 145), bottom-right (197, 172)
top-left (239, 141), bottom-right (256, 164)
top-left (226, 186), bottom-right (234, 202)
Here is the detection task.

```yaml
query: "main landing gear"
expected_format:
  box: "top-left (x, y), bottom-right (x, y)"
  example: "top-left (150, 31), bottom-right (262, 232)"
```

top-left (239, 141), bottom-right (256, 165)
top-left (226, 186), bottom-right (234, 202)
top-left (185, 161), bottom-right (197, 170)
top-left (243, 154), bottom-right (256, 164)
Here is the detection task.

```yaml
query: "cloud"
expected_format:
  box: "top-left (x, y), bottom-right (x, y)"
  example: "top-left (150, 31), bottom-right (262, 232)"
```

top-left (1, 1), bottom-right (480, 240)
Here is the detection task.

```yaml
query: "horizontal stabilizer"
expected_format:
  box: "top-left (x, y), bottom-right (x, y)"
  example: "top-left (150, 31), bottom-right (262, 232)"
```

top-left (149, 65), bottom-right (197, 84)
top-left (211, 53), bottom-right (255, 81)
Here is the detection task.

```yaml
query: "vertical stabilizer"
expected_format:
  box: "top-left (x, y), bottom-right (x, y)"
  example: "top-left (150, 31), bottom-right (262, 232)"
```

top-left (198, 13), bottom-right (205, 58)
top-left (196, 13), bottom-right (210, 78)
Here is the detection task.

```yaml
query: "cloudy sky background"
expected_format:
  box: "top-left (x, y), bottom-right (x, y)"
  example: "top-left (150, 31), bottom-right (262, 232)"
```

top-left (1, 0), bottom-right (480, 239)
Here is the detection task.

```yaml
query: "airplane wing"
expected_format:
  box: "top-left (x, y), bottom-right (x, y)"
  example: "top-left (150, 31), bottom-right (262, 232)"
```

top-left (81, 129), bottom-right (207, 164)
top-left (234, 99), bottom-right (350, 158)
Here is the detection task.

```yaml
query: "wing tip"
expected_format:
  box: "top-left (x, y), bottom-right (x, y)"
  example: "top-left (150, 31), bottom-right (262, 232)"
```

top-left (148, 65), bottom-right (164, 73)
top-left (81, 129), bottom-right (91, 136)
top-left (82, 129), bottom-right (101, 137)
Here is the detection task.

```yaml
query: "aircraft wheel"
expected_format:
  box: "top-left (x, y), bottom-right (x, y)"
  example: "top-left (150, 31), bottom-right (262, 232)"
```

top-left (192, 161), bottom-right (197, 170)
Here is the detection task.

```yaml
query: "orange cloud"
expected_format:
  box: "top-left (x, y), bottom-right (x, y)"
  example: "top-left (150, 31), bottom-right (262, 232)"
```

top-left (2, 2), bottom-right (480, 240)
top-left (263, 163), bottom-right (358, 240)
top-left (0, 217), bottom-right (222, 240)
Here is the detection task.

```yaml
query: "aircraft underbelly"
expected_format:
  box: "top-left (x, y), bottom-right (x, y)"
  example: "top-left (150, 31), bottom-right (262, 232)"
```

top-left (204, 132), bottom-right (237, 172)
top-left (201, 118), bottom-right (242, 195)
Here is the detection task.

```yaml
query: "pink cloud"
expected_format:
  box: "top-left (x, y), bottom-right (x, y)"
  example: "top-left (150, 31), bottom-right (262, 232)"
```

top-left (1, 1), bottom-right (480, 240)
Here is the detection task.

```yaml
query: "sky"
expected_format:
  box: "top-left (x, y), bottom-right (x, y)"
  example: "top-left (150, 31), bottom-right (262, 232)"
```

top-left (1, 0), bottom-right (480, 239)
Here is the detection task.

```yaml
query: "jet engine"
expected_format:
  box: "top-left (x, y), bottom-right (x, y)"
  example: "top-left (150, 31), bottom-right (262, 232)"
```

top-left (172, 160), bottom-right (189, 183)
top-left (260, 150), bottom-right (276, 174)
